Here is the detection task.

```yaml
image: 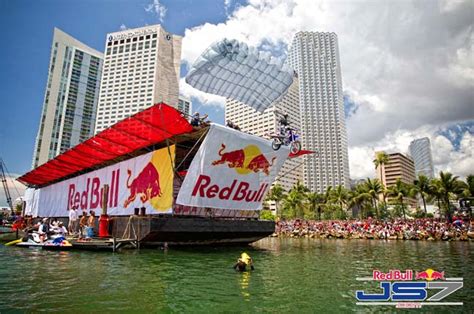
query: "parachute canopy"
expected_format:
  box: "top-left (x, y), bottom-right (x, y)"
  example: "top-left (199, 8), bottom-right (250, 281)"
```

top-left (185, 38), bottom-right (294, 113)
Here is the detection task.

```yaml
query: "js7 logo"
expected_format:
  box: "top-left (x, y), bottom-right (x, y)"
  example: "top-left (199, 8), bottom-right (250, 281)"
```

top-left (355, 269), bottom-right (464, 308)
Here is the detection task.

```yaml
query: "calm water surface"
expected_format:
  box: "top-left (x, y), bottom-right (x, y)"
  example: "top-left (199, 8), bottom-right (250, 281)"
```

top-left (0, 238), bottom-right (472, 313)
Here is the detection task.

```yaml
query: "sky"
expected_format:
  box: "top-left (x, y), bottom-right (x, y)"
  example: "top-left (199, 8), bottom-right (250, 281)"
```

top-left (0, 0), bottom-right (473, 206)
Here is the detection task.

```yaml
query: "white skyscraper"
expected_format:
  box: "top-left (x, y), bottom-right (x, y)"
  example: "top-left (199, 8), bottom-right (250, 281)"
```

top-left (178, 96), bottom-right (192, 116)
top-left (95, 25), bottom-right (182, 133)
top-left (287, 31), bottom-right (350, 192)
top-left (32, 28), bottom-right (103, 168)
top-left (409, 137), bottom-right (435, 178)
top-left (225, 78), bottom-right (302, 192)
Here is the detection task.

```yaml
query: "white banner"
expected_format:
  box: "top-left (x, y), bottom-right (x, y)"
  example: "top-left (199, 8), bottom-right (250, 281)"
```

top-left (30, 146), bottom-right (175, 217)
top-left (176, 124), bottom-right (289, 210)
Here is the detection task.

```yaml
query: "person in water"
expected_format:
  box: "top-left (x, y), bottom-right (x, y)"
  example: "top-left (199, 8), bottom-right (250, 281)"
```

top-left (233, 252), bottom-right (254, 271)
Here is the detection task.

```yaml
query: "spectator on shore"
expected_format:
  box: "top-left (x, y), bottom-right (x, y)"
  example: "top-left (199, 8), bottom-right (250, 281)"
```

top-left (275, 218), bottom-right (471, 241)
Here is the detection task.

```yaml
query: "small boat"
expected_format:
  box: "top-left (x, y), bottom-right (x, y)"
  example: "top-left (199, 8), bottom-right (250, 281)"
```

top-left (15, 234), bottom-right (72, 250)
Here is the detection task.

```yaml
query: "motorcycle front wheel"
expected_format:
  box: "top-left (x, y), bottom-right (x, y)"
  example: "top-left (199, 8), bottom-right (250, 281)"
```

top-left (272, 138), bottom-right (282, 151)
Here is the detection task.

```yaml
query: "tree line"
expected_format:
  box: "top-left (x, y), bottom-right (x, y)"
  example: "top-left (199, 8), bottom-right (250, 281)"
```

top-left (264, 166), bottom-right (473, 222)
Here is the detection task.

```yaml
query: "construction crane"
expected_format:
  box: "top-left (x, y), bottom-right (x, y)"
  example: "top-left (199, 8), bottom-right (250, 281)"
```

top-left (0, 158), bottom-right (13, 211)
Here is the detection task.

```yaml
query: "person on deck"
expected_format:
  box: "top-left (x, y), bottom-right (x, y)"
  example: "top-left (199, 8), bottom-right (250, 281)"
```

top-left (79, 211), bottom-right (88, 238)
top-left (68, 208), bottom-right (78, 235)
top-left (86, 210), bottom-right (96, 238)
top-left (190, 112), bottom-right (208, 127)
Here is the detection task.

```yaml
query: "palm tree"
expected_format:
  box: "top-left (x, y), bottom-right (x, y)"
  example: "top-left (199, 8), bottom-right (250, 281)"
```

top-left (387, 179), bottom-right (410, 219)
top-left (282, 188), bottom-right (306, 219)
top-left (267, 184), bottom-right (285, 218)
top-left (349, 183), bottom-right (371, 219)
top-left (413, 174), bottom-right (430, 214)
top-left (373, 151), bottom-right (389, 203)
top-left (306, 192), bottom-right (325, 220)
top-left (463, 174), bottom-right (474, 197)
top-left (364, 178), bottom-right (383, 218)
top-left (437, 171), bottom-right (465, 222)
top-left (429, 178), bottom-right (443, 216)
top-left (330, 185), bottom-right (349, 215)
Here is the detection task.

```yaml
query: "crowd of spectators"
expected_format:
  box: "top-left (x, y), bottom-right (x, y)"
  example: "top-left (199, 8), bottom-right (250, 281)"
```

top-left (275, 218), bottom-right (474, 241)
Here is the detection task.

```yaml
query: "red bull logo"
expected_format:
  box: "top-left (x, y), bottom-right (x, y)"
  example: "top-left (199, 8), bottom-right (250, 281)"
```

top-left (415, 268), bottom-right (445, 281)
top-left (212, 143), bottom-right (276, 176)
top-left (124, 162), bottom-right (162, 208)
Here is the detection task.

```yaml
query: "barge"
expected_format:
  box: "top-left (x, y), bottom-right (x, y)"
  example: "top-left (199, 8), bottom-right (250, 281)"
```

top-left (18, 103), bottom-right (299, 246)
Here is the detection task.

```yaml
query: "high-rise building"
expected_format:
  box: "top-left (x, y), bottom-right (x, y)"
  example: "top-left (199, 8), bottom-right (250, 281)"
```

top-left (376, 152), bottom-right (417, 207)
top-left (287, 32), bottom-right (350, 192)
top-left (409, 137), bottom-right (435, 178)
top-left (95, 25), bottom-right (182, 133)
top-left (32, 28), bottom-right (103, 168)
top-left (225, 78), bottom-right (302, 192)
top-left (178, 96), bottom-right (192, 116)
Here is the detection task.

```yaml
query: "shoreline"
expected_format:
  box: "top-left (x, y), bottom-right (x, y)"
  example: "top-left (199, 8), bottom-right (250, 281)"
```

top-left (271, 233), bottom-right (473, 241)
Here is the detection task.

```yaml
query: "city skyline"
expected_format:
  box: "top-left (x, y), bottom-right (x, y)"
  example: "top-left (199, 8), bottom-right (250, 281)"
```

top-left (1, 0), bottom-right (472, 206)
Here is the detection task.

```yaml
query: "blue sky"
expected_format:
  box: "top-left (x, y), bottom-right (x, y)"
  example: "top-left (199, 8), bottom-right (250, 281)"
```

top-left (0, 0), bottom-right (242, 177)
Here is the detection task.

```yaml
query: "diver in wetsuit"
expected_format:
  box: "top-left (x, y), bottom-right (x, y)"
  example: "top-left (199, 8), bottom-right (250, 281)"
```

top-left (233, 252), bottom-right (255, 271)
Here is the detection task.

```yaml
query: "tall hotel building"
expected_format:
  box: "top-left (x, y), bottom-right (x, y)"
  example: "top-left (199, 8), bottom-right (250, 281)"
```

top-left (95, 25), bottom-right (182, 133)
top-left (409, 137), bottom-right (435, 178)
top-left (32, 28), bottom-right (103, 168)
top-left (226, 78), bottom-right (302, 192)
top-left (376, 152), bottom-right (417, 207)
top-left (287, 32), bottom-right (350, 192)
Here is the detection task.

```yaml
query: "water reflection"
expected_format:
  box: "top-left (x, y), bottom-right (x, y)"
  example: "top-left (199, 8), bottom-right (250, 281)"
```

top-left (0, 238), bottom-right (472, 312)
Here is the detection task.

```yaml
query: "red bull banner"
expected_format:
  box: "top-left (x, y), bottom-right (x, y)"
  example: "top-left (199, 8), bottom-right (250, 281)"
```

top-left (29, 146), bottom-right (175, 217)
top-left (176, 124), bottom-right (289, 210)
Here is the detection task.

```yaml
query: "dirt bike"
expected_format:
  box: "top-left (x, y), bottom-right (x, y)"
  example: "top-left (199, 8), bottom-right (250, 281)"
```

top-left (267, 127), bottom-right (302, 154)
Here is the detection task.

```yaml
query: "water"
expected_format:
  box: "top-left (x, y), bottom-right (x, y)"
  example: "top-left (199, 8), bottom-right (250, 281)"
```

top-left (0, 238), bottom-right (472, 313)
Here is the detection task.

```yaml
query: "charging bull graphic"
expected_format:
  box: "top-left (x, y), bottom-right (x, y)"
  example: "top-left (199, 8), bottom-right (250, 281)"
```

top-left (212, 144), bottom-right (276, 175)
top-left (123, 162), bottom-right (162, 208)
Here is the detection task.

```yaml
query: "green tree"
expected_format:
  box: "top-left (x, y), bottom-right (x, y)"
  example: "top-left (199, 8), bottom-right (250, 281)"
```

top-left (364, 178), bottom-right (383, 218)
top-left (462, 174), bottom-right (474, 197)
top-left (413, 174), bottom-right (430, 214)
top-left (349, 183), bottom-right (371, 219)
top-left (387, 179), bottom-right (410, 219)
top-left (306, 192), bottom-right (325, 220)
top-left (267, 184), bottom-right (285, 218)
top-left (437, 171), bottom-right (465, 222)
top-left (373, 151), bottom-right (389, 204)
top-left (281, 188), bottom-right (306, 219)
top-left (429, 178), bottom-right (444, 215)
top-left (330, 185), bottom-right (349, 216)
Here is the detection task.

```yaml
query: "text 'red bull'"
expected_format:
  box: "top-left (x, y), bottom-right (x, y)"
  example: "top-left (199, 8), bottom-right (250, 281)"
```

top-left (123, 162), bottom-right (162, 207)
top-left (373, 270), bottom-right (413, 281)
top-left (192, 174), bottom-right (268, 202)
top-left (68, 169), bottom-right (120, 210)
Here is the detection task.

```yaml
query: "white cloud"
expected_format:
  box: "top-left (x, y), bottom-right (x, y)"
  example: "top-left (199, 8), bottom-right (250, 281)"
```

top-left (348, 125), bottom-right (474, 180)
top-left (180, 0), bottom-right (474, 179)
top-left (224, 0), bottom-right (232, 16)
top-left (145, 0), bottom-right (167, 23)
top-left (179, 77), bottom-right (226, 109)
